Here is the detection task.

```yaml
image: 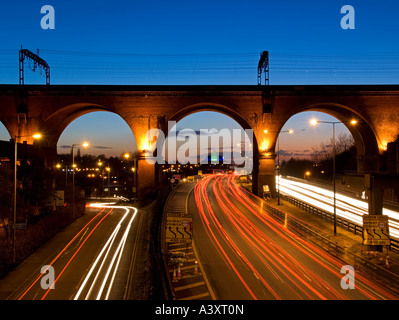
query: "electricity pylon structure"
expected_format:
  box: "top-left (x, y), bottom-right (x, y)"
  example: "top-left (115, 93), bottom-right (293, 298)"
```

top-left (257, 51), bottom-right (269, 85)
top-left (19, 46), bottom-right (50, 85)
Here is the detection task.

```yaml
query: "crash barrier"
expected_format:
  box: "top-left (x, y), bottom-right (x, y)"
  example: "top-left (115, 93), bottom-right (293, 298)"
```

top-left (261, 198), bottom-right (399, 291)
top-left (281, 194), bottom-right (399, 252)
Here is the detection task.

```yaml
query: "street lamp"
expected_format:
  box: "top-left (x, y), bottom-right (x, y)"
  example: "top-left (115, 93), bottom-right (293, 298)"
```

top-left (310, 119), bottom-right (357, 235)
top-left (71, 141), bottom-right (89, 217)
top-left (124, 152), bottom-right (137, 200)
top-left (106, 166), bottom-right (111, 198)
top-left (56, 163), bottom-right (69, 189)
top-left (13, 133), bottom-right (41, 263)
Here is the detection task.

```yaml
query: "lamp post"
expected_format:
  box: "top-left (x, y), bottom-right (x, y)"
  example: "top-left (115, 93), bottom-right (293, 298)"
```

top-left (124, 152), bottom-right (137, 200)
top-left (13, 133), bottom-right (41, 264)
top-left (310, 119), bottom-right (357, 235)
top-left (106, 166), bottom-right (111, 198)
top-left (97, 160), bottom-right (104, 197)
top-left (56, 163), bottom-right (68, 189)
top-left (71, 142), bottom-right (89, 217)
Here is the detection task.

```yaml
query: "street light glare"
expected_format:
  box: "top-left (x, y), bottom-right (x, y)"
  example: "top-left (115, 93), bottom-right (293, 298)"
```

top-left (32, 133), bottom-right (42, 139)
top-left (82, 142), bottom-right (89, 148)
top-left (350, 119), bottom-right (358, 125)
top-left (310, 119), bottom-right (318, 126)
top-left (288, 129), bottom-right (294, 134)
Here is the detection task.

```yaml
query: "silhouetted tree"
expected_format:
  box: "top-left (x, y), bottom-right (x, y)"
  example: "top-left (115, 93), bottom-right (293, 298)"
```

top-left (280, 158), bottom-right (313, 178)
top-left (312, 133), bottom-right (354, 164)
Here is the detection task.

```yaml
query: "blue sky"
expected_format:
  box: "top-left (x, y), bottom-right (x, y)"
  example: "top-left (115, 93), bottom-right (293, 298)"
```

top-left (1, 0), bottom-right (399, 85)
top-left (0, 1), bottom-right (398, 157)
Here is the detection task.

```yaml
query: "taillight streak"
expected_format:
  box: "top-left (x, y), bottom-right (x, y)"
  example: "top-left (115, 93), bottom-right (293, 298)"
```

top-left (234, 177), bottom-right (398, 300)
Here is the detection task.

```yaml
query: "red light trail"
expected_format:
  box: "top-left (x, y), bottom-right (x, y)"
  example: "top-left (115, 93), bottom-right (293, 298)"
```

top-left (193, 174), bottom-right (399, 300)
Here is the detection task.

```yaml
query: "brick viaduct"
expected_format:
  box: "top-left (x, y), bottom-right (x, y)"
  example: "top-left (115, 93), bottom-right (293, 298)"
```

top-left (0, 84), bottom-right (398, 210)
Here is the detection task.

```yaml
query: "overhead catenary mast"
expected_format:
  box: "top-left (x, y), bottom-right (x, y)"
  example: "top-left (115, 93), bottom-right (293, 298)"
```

top-left (257, 51), bottom-right (269, 85)
top-left (19, 46), bottom-right (50, 85)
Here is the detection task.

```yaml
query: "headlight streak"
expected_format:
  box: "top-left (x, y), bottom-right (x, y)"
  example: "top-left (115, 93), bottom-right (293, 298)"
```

top-left (41, 207), bottom-right (115, 300)
top-left (277, 177), bottom-right (399, 240)
top-left (17, 202), bottom-right (138, 300)
top-left (74, 203), bottom-right (138, 300)
top-left (74, 224), bottom-right (121, 299)
top-left (17, 207), bottom-right (108, 300)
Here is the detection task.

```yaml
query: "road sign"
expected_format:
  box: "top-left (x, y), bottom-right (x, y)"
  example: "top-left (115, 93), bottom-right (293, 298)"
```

top-left (166, 213), bottom-right (192, 243)
top-left (51, 190), bottom-right (65, 206)
top-left (263, 185), bottom-right (271, 199)
top-left (362, 214), bottom-right (390, 246)
top-left (13, 223), bottom-right (27, 230)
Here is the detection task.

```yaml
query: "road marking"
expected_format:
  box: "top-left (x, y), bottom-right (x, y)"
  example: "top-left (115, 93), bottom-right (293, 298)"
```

top-left (174, 281), bottom-right (205, 292)
top-left (179, 292), bottom-right (210, 300)
top-left (169, 265), bottom-right (195, 272)
top-left (169, 246), bottom-right (193, 252)
top-left (163, 182), bottom-right (216, 300)
top-left (192, 240), bottom-right (217, 300)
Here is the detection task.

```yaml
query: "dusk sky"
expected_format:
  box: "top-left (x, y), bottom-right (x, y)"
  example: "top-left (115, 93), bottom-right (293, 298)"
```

top-left (1, 1), bottom-right (399, 158)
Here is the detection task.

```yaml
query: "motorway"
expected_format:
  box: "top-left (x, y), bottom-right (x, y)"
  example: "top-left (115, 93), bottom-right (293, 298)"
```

top-left (2, 203), bottom-right (141, 300)
top-left (189, 174), bottom-right (399, 300)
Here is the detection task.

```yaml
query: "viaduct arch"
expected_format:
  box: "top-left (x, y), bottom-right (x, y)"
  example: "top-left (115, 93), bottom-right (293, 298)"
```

top-left (0, 84), bottom-right (398, 200)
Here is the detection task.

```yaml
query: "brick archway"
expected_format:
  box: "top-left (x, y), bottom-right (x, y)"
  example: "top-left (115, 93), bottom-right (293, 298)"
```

top-left (162, 103), bottom-right (260, 191)
top-left (38, 103), bottom-right (119, 148)
top-left (0, 84), bottom-right (398, 198)
top-left (275, 102), bottom-right (380, 173)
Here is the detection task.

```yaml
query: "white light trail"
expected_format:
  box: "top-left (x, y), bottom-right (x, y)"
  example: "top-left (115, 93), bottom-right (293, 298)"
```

top-left (74, 203), bottom-right (138, 300)
top-left (278, 177), bottom-right (399, 240)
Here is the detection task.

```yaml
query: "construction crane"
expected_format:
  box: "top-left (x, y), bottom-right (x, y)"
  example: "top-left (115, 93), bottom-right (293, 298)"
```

top-left (19, 46), bottom-right (50, 85)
